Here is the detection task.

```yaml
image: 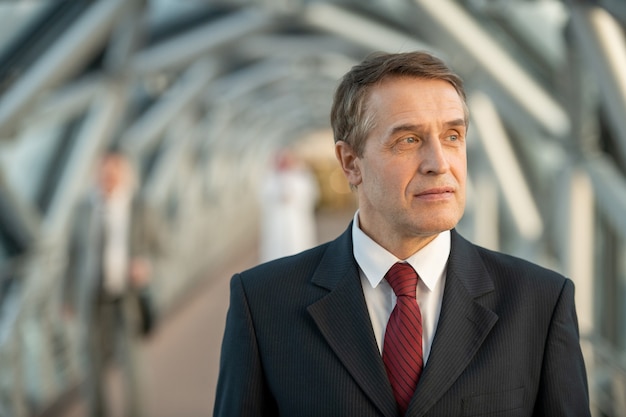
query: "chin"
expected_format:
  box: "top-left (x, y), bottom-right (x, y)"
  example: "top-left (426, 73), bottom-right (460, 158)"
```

top-left (414, 216), bottom-right (459, 235)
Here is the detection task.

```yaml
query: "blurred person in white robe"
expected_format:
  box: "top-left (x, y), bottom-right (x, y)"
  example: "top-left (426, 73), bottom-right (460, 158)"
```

top-left (259, 148), bottom-right (319, 262)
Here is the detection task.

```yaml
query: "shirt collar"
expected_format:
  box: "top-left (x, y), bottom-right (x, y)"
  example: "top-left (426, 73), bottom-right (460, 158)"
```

top-left (352, 211), bottom-right (451, 291)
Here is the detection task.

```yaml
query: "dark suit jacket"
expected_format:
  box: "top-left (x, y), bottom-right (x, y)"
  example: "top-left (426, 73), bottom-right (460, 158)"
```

top-left (65, 194), bottom-right (162, 329)
top-left (213, 226), bottom-right (590, 416)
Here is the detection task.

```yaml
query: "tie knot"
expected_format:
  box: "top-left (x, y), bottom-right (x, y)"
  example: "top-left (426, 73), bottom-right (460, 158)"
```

top-left (385, 262), bottom-right (418, 298)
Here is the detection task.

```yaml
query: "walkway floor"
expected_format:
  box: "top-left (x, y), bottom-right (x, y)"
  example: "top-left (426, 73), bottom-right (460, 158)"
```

top-left (54, 208), bottom-right (354, 417)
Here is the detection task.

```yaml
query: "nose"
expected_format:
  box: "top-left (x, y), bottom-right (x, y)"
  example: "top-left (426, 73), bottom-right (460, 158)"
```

top-left (419, 139), bottom-right (450, 175)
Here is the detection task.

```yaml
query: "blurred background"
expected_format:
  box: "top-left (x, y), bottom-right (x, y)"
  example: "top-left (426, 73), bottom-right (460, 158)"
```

top-left (0, 0), bottom-right (625, 416)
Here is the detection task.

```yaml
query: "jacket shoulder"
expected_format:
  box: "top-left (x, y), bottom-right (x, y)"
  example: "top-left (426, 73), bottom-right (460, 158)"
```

top-left (472, 243), bottom-right (571, 298)
top-left (238, 242), bottom-right (332, 287)
top-left (451, 230), bottom-right (569, 293)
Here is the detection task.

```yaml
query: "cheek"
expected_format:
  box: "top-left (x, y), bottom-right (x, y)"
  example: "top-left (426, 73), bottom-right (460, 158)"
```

top-left (362, 155), bottom-right (415, 194)
top-left (450, 153), bottom-right (467, 181)
top-left (371, 162), bottom-right (404, 187)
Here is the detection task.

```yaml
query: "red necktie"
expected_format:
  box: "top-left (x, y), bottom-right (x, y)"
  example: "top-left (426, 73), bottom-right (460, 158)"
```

top-left (382, 262), bottom-right (423, 415)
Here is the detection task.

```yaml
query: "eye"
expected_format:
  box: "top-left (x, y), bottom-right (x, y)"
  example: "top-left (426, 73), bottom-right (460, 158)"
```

top-left (391, 135), bottom-right (419, 152)
top-left (448, 134), bottom-right (458, 141)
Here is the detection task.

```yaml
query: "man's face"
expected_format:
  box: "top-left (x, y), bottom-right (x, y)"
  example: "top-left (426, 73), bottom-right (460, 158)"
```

top-left (337, 76), bottom-right (467, 255)
top-left (99, 155), bottom-right (128, 198)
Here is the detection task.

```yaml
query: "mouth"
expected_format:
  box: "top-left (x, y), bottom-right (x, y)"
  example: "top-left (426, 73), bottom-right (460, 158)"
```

top-left (415, 186), bottom-right (455, 200)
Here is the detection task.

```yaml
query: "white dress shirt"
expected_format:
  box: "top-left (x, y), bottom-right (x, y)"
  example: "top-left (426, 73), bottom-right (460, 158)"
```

top-left (100, 190), bottom-right (132, 296)
top-left (352, 211), bottom-right (450, 365)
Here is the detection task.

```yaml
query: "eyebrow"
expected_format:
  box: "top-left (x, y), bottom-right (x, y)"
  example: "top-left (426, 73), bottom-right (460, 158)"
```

top-left (389, 119), bottom-right (467, 136)
top-left (444, 118), bottom-right (467, 128)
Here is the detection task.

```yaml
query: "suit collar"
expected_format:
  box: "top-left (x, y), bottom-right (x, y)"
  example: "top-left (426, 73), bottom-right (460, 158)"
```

top-left (447, 230), bottom-right (496, 298)
top-left (308, 224), bottom-right (398, 417)
top-left (309, 222), bottom-right (356, 291)
top-left (407, 229), bottom-right (498, 416)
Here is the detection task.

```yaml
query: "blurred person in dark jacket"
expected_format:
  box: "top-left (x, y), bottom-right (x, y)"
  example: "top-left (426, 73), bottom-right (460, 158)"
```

top-left (65, 149), bottom-right (161, 417)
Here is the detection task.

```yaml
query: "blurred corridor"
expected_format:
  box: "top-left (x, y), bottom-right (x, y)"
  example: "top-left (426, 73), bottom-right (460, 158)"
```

top-left (1, 0), bottom-right (626, 416)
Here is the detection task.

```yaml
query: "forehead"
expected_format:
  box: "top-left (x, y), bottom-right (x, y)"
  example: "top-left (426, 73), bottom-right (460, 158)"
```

top-left (366, 76), bottom-right (465, 125)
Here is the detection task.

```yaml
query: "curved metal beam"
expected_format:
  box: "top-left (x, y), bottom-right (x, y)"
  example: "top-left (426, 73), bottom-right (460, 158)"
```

top-left (0, 0), bottom-right (128, 137)
top-left (130, 8), bottom-right (274, 75)
top-left (413, 0), bottom-right (571, 139)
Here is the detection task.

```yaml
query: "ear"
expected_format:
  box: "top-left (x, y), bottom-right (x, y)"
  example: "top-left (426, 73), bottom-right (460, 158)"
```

top-left (335, 141), bottom-right (362, 187)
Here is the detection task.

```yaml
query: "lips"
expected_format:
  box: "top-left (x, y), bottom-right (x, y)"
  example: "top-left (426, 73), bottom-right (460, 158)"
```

top-left (415, 186), bottom-right (455, 197)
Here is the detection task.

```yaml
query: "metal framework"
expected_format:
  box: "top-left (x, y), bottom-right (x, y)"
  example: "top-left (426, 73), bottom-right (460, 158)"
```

top-left (0, 0), bottom-right (625, 415)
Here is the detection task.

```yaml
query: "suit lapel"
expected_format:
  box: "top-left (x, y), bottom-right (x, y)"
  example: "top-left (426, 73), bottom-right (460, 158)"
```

top-left (307, 225), bottom-right (398, 417)
top-left (407, 230), bottom-right (499, 417)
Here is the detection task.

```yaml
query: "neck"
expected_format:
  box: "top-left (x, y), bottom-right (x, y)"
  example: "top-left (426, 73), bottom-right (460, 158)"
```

top-left (356, 215), bottom-right (439, 259)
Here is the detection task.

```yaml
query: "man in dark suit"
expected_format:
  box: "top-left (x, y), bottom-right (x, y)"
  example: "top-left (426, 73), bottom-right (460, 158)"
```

top-left (66, 150), bottom-right (160, 417)
top-left (213, 51), bottom-right (590, 416)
